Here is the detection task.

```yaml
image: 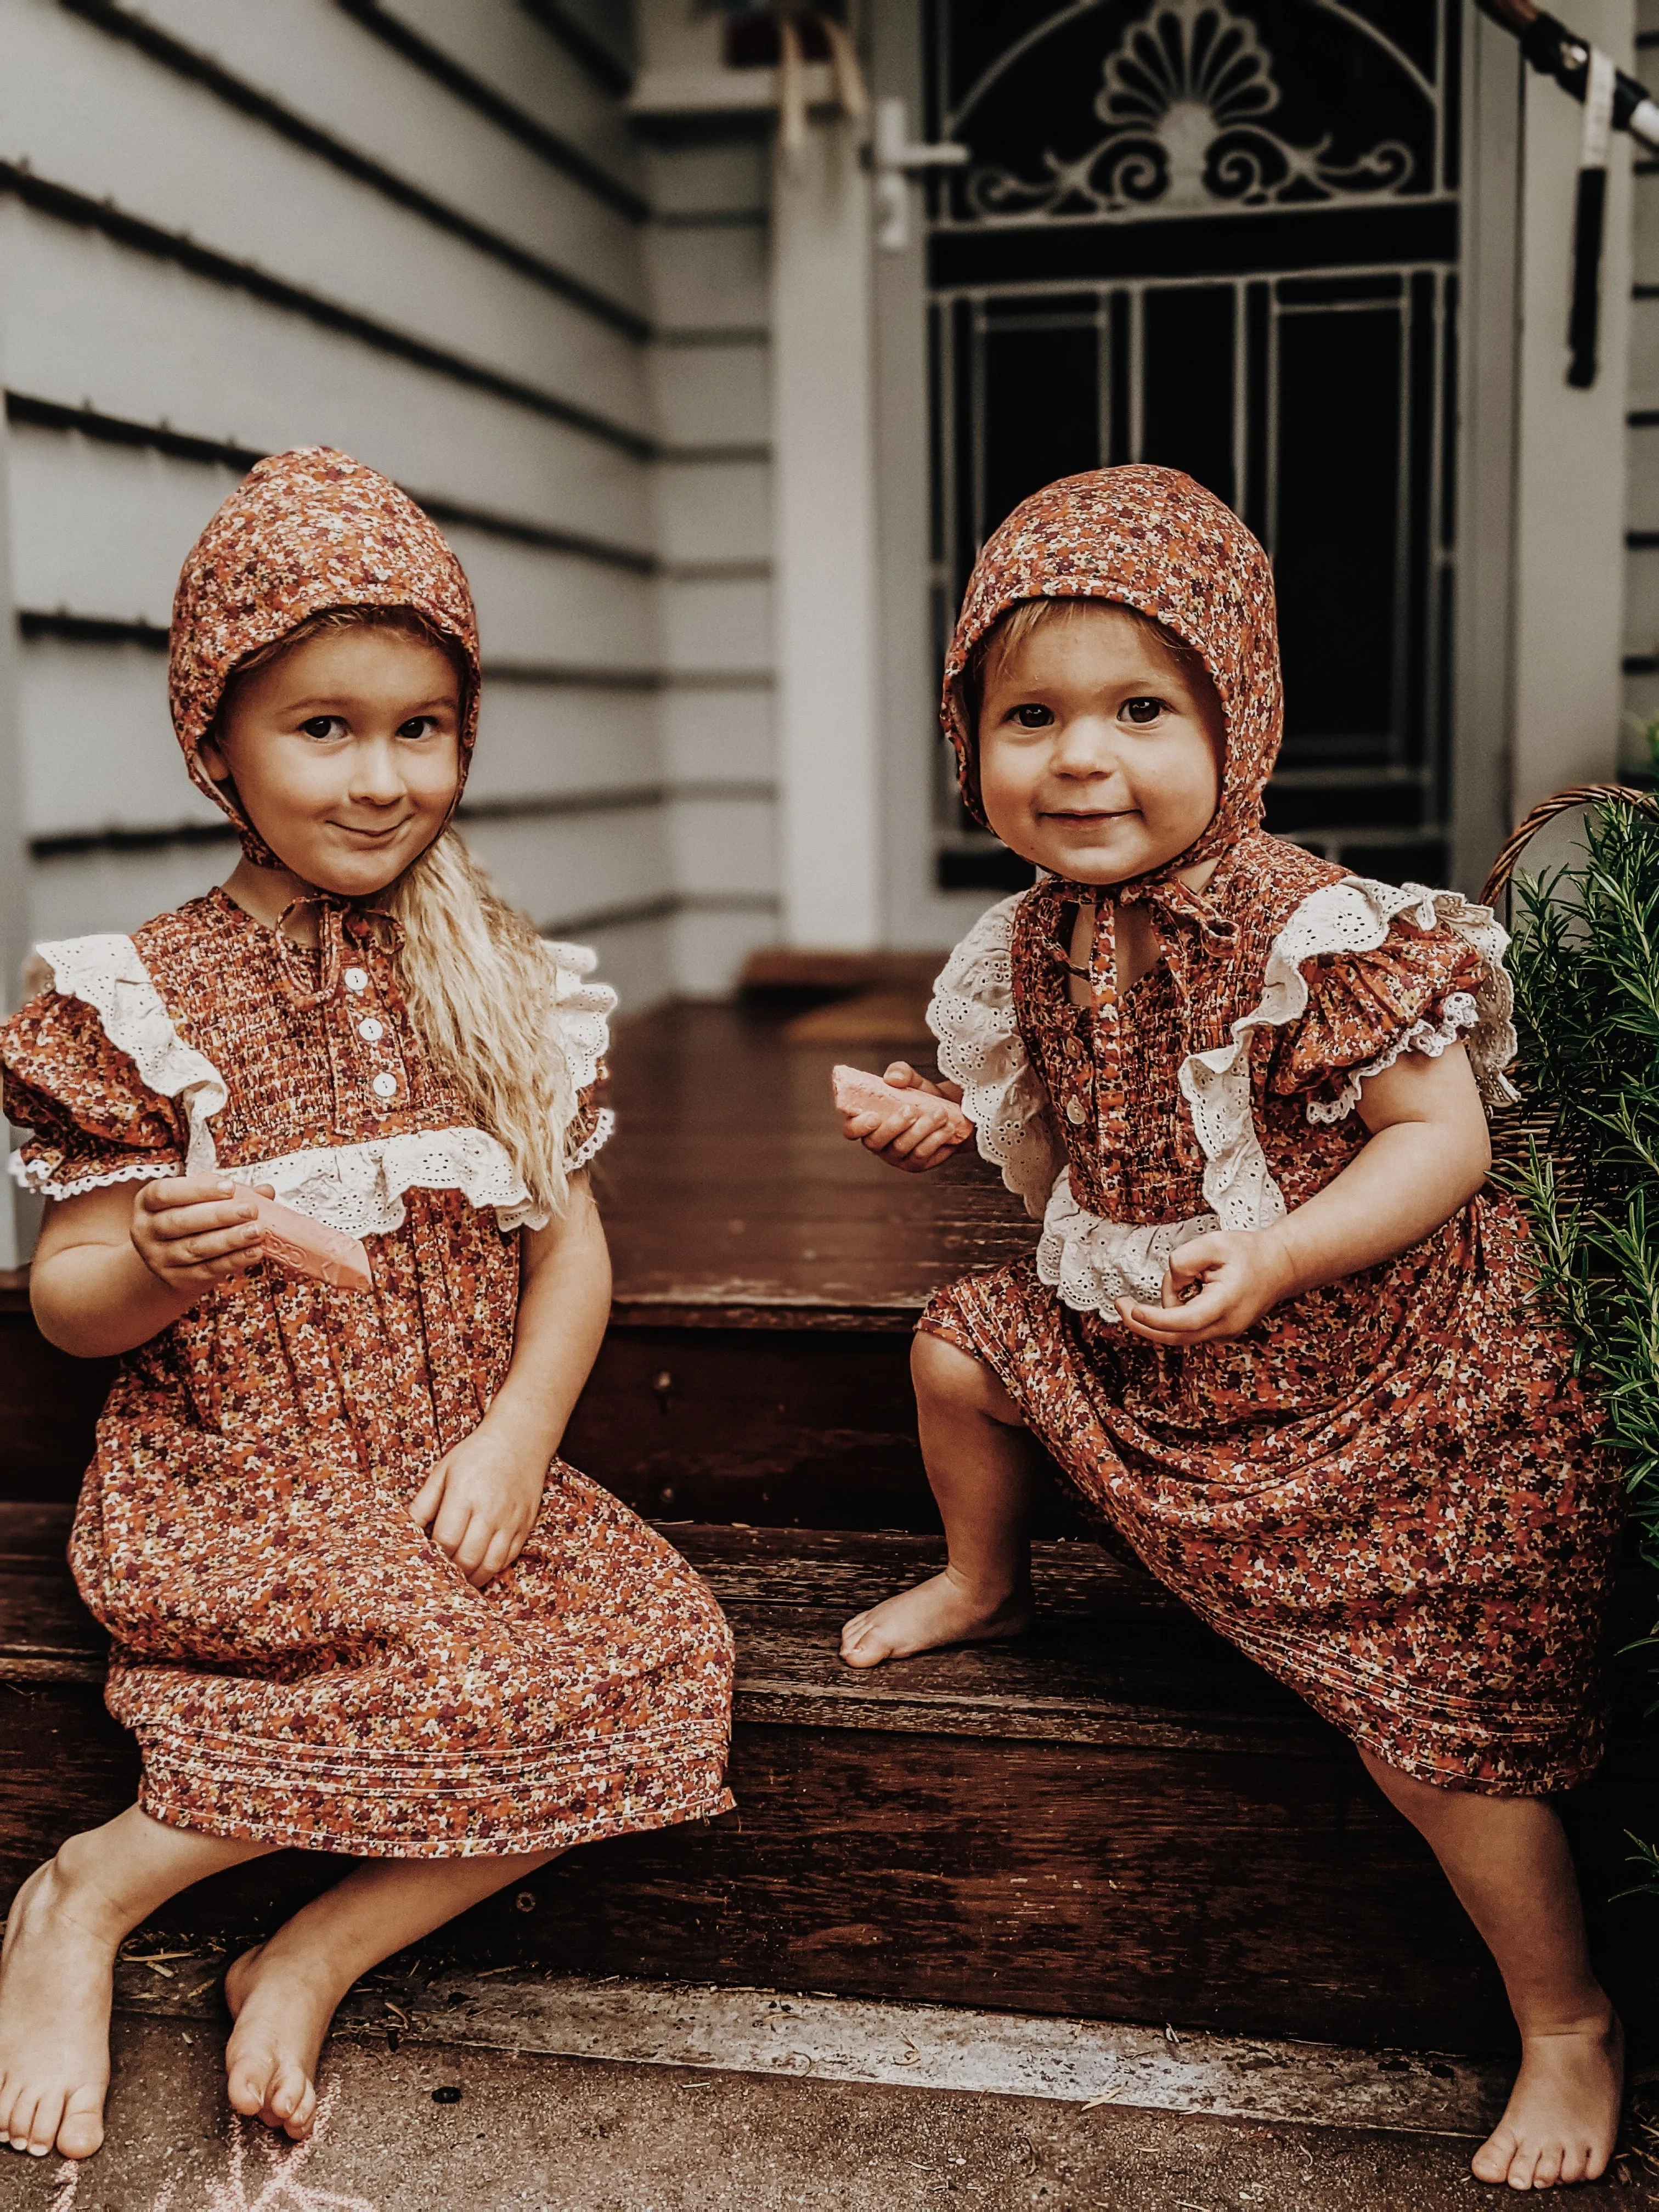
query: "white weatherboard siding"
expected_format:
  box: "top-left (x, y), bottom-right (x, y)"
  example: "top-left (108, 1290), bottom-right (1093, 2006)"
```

top-left (1513, 0), bottom-right (1635, 824)
top-left (1, 0), bottom-right (786, 1079)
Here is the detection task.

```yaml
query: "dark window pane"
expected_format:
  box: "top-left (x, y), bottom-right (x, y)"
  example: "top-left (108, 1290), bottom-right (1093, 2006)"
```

top-left (1274, 304), bottom-right (1401, 754)
top-left (1141, 286), bottom-right (1235, 505)
top-left (979, 323), bottom-right (1100, 541)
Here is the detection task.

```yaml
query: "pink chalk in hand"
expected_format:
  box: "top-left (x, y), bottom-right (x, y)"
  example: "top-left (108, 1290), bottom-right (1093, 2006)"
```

top-left (234, 1186), bottom-right (373, 1293)
top-left (831, 1064), bottom-right (972, 1146)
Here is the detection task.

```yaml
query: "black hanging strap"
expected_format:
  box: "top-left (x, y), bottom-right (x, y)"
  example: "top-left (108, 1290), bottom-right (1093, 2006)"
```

top-left (1567, 46), bottom-right (1616, 388)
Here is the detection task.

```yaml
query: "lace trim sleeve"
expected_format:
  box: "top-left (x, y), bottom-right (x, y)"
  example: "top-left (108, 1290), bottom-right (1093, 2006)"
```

top-left (1305, 990), bottom-right (1482, 1126)
top-left (32, 934), bottom-right (229, 1176)
top-left (926, 894), bottom-right (1065, 1220)
top-left (1178, 879), bottom-right (1518, 1234)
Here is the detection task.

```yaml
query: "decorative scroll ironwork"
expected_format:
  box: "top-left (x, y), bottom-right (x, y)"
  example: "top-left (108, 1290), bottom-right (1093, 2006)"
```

top-left (949, 0), bottom-right (1437, 228)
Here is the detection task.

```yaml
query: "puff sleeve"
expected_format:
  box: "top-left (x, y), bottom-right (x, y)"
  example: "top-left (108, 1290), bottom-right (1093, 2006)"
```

top-left (1263, 882), bottom-right (1517, 1124)
top-left (3, 988), bottom-right (186, 1199)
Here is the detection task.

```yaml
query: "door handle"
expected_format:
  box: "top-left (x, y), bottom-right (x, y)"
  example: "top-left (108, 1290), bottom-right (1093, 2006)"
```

top-left (874, 95), bottom-right (967, 252)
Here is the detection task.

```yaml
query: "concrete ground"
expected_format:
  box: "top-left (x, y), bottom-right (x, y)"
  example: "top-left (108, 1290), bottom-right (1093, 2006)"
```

top-left (3, 2011), bottom-right (1658, 2212)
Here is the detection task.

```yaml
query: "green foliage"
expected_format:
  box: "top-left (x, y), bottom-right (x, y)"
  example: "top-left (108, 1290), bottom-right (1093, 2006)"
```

top-left (1505, 798), bottom-right (1659, 1891)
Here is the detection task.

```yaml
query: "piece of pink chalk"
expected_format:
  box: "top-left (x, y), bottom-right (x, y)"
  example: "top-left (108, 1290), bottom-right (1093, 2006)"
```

top-left (831, 1064), bottom-right (972, 1145)
top-left (234, 1187), bottom-right (373, 1293)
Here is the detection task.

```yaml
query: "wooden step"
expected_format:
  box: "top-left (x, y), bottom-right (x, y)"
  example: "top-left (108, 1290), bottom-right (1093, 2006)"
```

top-left (7, 1506), bottom-right (1657, 2056)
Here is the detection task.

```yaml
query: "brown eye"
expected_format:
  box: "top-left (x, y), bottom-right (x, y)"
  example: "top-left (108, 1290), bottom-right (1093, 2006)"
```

top-left (1123, 697), bottom-right (1165, 726)
top-left (1012, 703), bottom-right (1053, 729)
top-left (300, 716), bottom-right (341, 741)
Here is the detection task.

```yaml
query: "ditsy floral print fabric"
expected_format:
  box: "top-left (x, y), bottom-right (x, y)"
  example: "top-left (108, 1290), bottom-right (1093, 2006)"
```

top-left (922, 469), bottom-right (1619, 1796)
top-left (170, 448), bottom-right (482, 867)
top-left (0, 449), bottom-right (735, 1854)
top-left (3, 893), bottom-right (735, 1855)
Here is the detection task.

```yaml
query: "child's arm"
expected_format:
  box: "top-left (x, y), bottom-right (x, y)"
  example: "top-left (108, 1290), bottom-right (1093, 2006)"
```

top-left (1118, 1042), bottom-right (1491, 1347)
top-left (30, 1175), bottom-right (273, 1358)
top-left (410, 1171), bottom-right (611, 1588)
top-left (835, 1061), bottom-right (975, 1175)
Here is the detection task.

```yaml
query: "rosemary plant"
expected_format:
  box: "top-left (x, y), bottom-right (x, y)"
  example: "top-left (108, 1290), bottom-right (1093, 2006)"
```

top-left (1504, 794), bottom-right (1659, 1887)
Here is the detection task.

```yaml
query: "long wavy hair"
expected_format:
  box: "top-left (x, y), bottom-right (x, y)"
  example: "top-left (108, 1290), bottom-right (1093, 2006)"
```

top-left (215, 606), bottom-right (578, 1218)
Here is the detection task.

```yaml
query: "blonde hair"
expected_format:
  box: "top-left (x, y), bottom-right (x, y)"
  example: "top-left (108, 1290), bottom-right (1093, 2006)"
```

top-left (216, 606), bottom-right (578, 1219)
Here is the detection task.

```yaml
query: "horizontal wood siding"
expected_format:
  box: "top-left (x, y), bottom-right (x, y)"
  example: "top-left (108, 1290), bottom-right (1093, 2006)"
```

top-left (1, 0), bottom-right (782, 1015)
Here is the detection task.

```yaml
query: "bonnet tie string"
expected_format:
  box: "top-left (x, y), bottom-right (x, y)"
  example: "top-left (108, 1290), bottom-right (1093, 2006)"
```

top-left (271, 898), bottom-right (406, 1007)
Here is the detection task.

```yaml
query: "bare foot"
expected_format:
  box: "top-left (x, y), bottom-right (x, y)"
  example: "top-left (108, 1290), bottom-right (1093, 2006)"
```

top-left (840, 1567), bottom-right (1034, 1668)
top-left (224, 1940), bottom-right (339, 2140)
top-left (0, 1854), bottom-right (117, 2161)
top-left (1470, 2011), bottom-right (1623, 2189)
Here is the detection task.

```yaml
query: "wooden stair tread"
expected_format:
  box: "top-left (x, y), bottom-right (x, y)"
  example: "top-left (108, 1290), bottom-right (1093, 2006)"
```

top-left (0, 1506), bottom-right (1317, 1749)
top-left (596, 1003), bottom-right (1035, 1322)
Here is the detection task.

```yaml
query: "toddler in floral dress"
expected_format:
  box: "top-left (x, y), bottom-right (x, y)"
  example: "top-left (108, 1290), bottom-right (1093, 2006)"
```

top-left (836, 468), bottom-right (1623, 2191)
top-left (0, 450), bottom-right (733, 2163)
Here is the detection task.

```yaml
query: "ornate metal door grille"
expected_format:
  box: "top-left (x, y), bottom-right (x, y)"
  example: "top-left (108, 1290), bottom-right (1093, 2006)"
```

top-left (926, 0), bottom-right (1461, 891)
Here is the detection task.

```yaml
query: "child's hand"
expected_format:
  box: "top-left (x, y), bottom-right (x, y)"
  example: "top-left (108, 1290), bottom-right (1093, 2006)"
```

top-left (1115, 1226), bottom-right (1297, 1347)
top-left (837, 1061), bottom-right (972, 1175)
top-left (410, 1423), bottom-right (548, 1589)
top-left (130, 1176), bottom-right (275, 1293)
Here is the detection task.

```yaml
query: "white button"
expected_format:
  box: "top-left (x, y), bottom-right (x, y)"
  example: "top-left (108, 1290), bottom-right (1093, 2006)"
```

top-left (1065, 1097), bottom-right (1087, 1126)
top-left (358, 1018), bottom-right (385, 1043)
top-left (344, 967), bottom-right (369, 993)
top-left (371, 1072), bottom-right (398, 1099)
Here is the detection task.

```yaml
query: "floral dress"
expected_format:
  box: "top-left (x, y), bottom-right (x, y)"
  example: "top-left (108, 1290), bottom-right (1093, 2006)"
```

top-left (2, 888), bottom-right (734, 1857)
top-left (921, 840), bottom-right (1620, 1795)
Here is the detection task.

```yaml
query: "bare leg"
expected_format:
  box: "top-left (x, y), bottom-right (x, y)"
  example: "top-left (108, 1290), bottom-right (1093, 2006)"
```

top-left (1360, 1751), bottom-right (1622, 2190)
top-left (841, 1331), bottom-right (1041, 1667)
top-left (0, 1806), bottom-right (274, 2161)
top-left (223, 1849), bottom-right (556, 2140)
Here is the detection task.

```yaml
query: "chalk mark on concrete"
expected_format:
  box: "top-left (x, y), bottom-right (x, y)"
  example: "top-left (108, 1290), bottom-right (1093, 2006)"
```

top-left (49, 2086), bottom-right (380, 2212)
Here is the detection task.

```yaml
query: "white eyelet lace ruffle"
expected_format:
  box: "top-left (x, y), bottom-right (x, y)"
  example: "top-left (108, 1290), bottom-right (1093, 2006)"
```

top-left (543, 939), bottom-right (615, 1094)
top-left (566, 1107), bottom-right (615, 1176)
top-left (33, 934), bottom-right (228, 1175)
top-left (9, 1154), bottom-right (177, 1201)
top-left (926, 894), bottom-right (1065, 1219)
top-left (237, 1125), bottom-right (574, 1234)
top-left (930, 878), bottom-right (1518, 1316)
top-left (1036, 1174), bottom-right (1218, 1310)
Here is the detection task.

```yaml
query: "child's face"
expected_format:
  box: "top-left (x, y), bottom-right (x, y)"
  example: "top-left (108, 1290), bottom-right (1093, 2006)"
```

top-left (200, 627), bottom-right (462, 896)
top-left (977, 603), bottom-right (1225, 885)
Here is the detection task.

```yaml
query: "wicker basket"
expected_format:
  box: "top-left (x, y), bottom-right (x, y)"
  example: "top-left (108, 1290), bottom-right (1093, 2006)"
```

top-left (1478, 781), bottom-right (1659, 1190)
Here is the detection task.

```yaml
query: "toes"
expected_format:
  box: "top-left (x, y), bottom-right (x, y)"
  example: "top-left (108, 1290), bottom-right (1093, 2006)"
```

top-left (1558, 2142), bottom-right (1590, 2186)
top-left (1505, 2143), bottom-right (1539, 2191)
top-left (1472, 2129), bottom-right (1517, 2185)
top-left (21, 2091), bottom-right (62, 2159)
top-left (283, 2079), bottom-right (318, 2140)
top-left (56, 2092), bottom-right (105, 2162)
top-left (225, 2056), bottom-right (270, 2119)
top-left (1530, 2143), bottom-right (1564, 2190)
top-left (267, 2061), bottom-right (310, 2125)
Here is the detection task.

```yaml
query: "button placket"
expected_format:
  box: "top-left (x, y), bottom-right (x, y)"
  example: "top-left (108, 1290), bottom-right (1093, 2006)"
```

top-left (335, 955), bottom-right (407, 1120)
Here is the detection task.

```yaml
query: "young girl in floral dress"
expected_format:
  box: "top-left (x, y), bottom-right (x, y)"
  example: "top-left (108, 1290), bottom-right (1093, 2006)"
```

top-left (0, 449), bottom-right (733, 2164)
top-left (837, 467), bottom-right (1624, 2192)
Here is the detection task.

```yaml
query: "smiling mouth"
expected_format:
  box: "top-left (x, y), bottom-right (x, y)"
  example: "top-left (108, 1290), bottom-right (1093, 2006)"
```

top-left (332, 818), bottom-right (413, 842)
top-left (1041, 808), bottom-right (1137, 823)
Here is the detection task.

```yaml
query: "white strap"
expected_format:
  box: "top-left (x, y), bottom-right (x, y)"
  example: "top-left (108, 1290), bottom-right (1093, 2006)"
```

top-left (1582, 48), bottom-right (1617, 167)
